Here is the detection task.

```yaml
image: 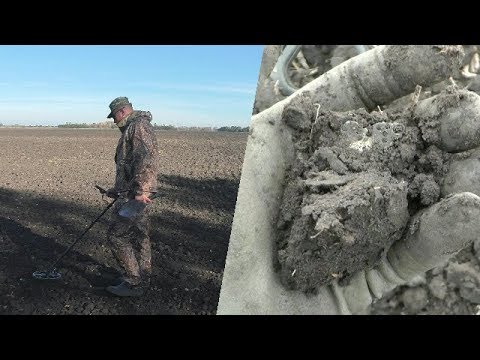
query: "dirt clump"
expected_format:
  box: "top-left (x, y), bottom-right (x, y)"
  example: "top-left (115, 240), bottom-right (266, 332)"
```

top-left (276, 89), bottom-right (465, 294)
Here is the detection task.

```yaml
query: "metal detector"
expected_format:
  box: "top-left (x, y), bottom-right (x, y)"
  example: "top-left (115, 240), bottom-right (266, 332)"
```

top-left (32, 185), bottom-right (118, 280)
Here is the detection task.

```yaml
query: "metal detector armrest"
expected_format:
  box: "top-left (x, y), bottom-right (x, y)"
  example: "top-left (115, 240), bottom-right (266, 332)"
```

top-left (96, 185), bottom-right (122, 199)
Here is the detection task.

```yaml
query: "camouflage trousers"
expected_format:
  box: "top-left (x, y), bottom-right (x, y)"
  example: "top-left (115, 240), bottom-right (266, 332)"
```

top-left (107, 200), bottom-right (152, 286)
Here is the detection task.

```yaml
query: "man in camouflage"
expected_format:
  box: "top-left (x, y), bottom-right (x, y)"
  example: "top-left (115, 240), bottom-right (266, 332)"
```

top-left (104, 96), bottom-right (159, 297)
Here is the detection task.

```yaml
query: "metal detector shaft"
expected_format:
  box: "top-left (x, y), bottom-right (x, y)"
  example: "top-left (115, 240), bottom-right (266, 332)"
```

top-left (44, 197), bottom-right (118, 274)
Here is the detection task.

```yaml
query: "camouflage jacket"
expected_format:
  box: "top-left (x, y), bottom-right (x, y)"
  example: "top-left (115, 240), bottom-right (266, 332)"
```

top-left (114, 110), bottom-right (159, 198)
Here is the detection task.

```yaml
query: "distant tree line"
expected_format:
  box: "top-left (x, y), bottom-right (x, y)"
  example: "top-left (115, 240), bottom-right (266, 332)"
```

top-left (153, 124), bottom-right (176, 130)
top-left (0, 124), bottom-right (56, 128)
top-left (217, 126), bottom-right (249, 132)
top-left (9, 122), bottom-right (250, 132)
top-left (58, 122), bottom-right (90, 128)
top-left (58, 122), bottom-right (116, 129)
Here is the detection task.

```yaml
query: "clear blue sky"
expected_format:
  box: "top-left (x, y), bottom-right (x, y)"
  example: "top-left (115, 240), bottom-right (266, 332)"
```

top-left (0, 45), bottom-right (264, 127)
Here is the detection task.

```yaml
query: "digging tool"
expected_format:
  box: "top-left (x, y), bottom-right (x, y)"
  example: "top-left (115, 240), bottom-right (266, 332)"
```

top-left (32, 185), bottom-right (118, 280)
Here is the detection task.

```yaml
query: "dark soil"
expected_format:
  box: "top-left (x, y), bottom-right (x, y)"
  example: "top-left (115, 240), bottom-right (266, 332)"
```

top-left (0, 128), bottom-right (247, 315)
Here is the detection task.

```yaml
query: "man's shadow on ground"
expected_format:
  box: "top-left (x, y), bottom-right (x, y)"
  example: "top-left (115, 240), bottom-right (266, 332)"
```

top-left (0, 215), bottom-right (174, 315)
top-left (0, 216), bottom-right (121, 293)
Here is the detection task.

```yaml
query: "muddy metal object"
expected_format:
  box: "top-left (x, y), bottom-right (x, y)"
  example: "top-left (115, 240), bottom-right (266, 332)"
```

top-left (32, 186), bottom-right (118, 281)
top-left (269, 45), bottom-right (377, 97)
top-left (269, 45), bottom-right (302, 96)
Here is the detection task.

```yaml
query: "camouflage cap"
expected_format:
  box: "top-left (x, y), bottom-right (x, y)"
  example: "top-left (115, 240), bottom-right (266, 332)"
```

top-left (107, 96), bottom-right (132, 118)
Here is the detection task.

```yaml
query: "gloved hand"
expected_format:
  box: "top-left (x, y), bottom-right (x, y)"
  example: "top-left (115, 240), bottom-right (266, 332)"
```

top-left (216, 45), bottom-right (480, 315)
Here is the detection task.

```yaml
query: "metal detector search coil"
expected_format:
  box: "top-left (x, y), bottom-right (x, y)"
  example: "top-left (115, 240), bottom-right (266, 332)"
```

top-left (32, 269), bottom-right (62, 280)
